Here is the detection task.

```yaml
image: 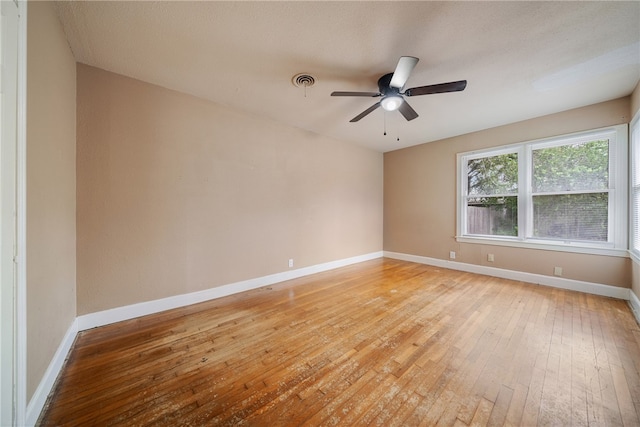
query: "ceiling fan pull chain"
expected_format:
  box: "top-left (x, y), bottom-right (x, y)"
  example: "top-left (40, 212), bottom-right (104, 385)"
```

top-left (383, 111), bottom-right (387, 136)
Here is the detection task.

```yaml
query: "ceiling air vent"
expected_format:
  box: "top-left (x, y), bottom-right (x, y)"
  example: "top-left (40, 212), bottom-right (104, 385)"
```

top-left (292, 73), bottom-right (316, 88)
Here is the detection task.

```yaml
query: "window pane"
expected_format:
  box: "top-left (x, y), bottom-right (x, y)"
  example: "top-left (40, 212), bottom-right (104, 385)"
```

top-left (467, 196), bottom-right (517, 236)
top-left (633, 188), bottom-right (640, 250)
top-left (467, 153), bottom-right (518, 196)
top-left (631, 123), bottom-right (640, 253)
top-left (533, 193), bottom-right (608, 241)
top-left (532, 140), bottom-right (609, 193)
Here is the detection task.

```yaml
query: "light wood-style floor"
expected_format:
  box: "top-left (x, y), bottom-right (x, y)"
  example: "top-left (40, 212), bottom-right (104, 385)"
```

top-left (39, 258), bottom-right (640, 426)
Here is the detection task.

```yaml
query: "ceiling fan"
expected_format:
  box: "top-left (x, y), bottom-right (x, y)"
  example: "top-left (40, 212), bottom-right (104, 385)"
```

top-left (331, 56), bottom-right (467, 122)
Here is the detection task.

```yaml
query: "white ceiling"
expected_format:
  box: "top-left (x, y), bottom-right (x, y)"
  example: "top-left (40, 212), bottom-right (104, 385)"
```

top-left (54, 1), bottom-right (640, 153)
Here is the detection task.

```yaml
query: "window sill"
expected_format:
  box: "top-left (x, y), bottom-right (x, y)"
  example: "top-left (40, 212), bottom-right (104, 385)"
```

top-left (455, 235), bottom-right (629, 258)
top-left (629, 250), bottom-right (640, 264)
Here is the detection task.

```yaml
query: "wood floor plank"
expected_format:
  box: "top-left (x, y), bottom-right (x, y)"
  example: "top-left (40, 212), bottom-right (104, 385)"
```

top-left (611, 363), bottom-right (640, 426)
top-left (37, 258), bottom-right (640, 426)
top-left (504, 382), bottom-right (528, 426)
top-left (469, 397), bottom-right (494, 427)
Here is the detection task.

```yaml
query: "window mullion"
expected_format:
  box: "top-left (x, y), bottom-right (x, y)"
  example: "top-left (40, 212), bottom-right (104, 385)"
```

top-left (610, 127), bottom-right (627, 249)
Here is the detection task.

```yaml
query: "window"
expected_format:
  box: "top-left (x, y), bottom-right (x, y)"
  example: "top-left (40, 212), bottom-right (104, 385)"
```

top-left (630, 118), bottom-right (640, 258)
top-left (457, 125), bottom-right (627, 256)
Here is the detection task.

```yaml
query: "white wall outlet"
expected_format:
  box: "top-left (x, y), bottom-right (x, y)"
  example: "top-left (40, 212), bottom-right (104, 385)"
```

top-left (554, 266), bottom-right (563, 276)
top-left (487, 253), bottom-right (495, 262)
top-left (288, 259), bottom-right (294, 268)
top-left (449, 251), bottom-right (456, 259)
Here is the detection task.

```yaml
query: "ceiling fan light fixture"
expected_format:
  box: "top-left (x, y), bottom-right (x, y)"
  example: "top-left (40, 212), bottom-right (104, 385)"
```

top-left (380, 95), bottom-right (403, 112)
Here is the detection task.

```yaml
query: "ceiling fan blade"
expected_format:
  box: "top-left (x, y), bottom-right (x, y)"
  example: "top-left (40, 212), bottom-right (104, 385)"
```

top-left (404, 80), bottom-right (467, 96)
top-left (350, 102), bottom-right (381, 122)
top-left (398, 100), bottom-right (419, 121)
top-left (389, 56), bottom-right (419, 89)
top-left (331, 91), bottom-right (381, 97)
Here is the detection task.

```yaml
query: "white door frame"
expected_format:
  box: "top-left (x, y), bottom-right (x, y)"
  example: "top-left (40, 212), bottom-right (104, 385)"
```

top-left (0, 1), bottom-right (18, 423)
top-left (1, 1), bottom-right (27, 425)
top-left (16, 1), bottom-right (27, 425)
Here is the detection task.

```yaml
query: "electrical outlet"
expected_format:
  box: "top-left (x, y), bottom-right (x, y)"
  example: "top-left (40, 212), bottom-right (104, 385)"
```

top-left (288, 259), bottom-right (294, 268)
top-left (487, 254), bottom-right (495, 262)
top-left (554, 266), bottom-right (563, 276)
top-left (449, 251), bottom-right (456, 260)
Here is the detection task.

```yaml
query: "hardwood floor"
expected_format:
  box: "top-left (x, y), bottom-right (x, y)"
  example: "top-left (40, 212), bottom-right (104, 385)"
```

top-left (38, 258), bottom-right (640, 426)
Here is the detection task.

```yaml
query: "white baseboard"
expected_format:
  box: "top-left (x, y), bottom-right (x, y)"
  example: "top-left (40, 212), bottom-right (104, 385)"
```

top-left (77, 251), bottom-right (383, 331)
top-left (629, 290), bottom-right (640, 325)
top-left (26, 318), bottom-right (78, 426)
top-left (384, 251), bottom-right (630, 300)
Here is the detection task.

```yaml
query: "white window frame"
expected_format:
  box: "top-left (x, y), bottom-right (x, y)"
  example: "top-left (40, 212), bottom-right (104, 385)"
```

top-left (629, 114), bottom-right (640, 261)
top-left (457, 124), bottom-right (628, 257)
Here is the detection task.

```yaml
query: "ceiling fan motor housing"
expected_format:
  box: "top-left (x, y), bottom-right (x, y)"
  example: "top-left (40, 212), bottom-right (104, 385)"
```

top-left (378, 73), bottom-right (400, 96)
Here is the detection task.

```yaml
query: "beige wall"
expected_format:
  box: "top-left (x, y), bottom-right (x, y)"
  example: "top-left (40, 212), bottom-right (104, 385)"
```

top-left (26, 2), bottom-right (77, 399)
top-left (385, 97), bottom-right (631, 288)
top-left (76, 64), bottom-right (383, 315)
